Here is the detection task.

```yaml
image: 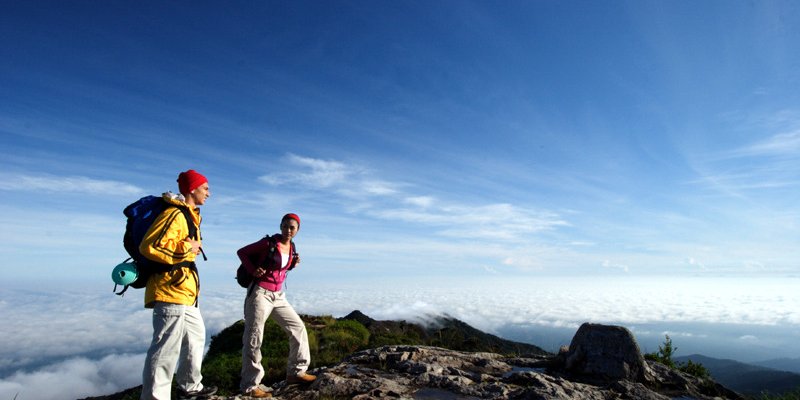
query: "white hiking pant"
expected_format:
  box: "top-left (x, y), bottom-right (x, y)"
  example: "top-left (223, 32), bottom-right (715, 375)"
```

top-left (241, 288), bottom-right (310, 393)
top-left (141, 302), bottom-right (206, 400)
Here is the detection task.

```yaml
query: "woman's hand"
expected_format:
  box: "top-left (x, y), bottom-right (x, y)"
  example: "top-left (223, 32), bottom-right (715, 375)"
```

top-left (254, 267), bottom-right (266, 278)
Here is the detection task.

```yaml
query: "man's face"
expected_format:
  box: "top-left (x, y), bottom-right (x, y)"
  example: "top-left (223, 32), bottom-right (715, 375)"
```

top-left (189, 183), bottom-right (210, 206)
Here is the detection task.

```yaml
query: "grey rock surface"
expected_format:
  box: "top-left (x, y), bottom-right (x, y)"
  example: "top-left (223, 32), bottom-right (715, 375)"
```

top-left (88, 323), bottom-right (744, 400)
top-left (264, 339), bottom-right (743, 399)
top-left (564, 323), bottom-right (648, 382)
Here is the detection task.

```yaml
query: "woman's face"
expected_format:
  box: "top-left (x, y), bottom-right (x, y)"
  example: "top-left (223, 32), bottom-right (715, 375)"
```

top-left (280, 218), bottom-right (300, 240)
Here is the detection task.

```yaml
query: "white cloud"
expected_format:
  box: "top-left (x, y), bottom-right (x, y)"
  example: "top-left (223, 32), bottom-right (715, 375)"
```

top-left (4, 276), bottom-right (799, 397)
top-left (287, 276), bottom-right (800, 332)
top-left (256, 154), bottom-right (568, 243)
top-left (738, 130), bottom-right (800, 156)
top-left (259, 154), bottom-right (354, 188)
top-left (685, 257), bottom-right (707, 270)
top-left (405, 196), bottom-right (435, 208)
top-left (0, 353), bottom-right (144, 400)
top-left (601, 260), bottom-right (629, 273)
top-left (501, 255), bottom-right (543, 270)
top-left (361, 180), bottom-right (398, 196)
top-left (482, 265), bottom-right (500, 274)
top-left (743, 261), bottom-right (766, 271)
top-left (657, 330), bottom-right (707, 339)
top-left (0, 173), bottom-right (143, 195)
top-left (0, 291), bottom-right (152, 371)
top-left (375, 203), bottom-right (567, 241)
top-left (688, 124), bottom-right (800, 199)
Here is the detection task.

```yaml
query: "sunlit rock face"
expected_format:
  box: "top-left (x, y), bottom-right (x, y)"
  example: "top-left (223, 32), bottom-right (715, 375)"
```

top-left (270, 324), bottom-right (743, 400)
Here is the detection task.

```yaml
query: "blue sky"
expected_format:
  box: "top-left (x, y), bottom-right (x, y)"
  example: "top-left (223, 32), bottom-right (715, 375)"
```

top-left (2, 1), bottom-right (798, 283)
top-left (1, 1), bottom-right (800, 397)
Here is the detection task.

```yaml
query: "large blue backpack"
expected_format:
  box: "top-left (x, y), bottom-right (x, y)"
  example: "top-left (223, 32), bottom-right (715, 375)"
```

top-left (115, 195), bottom-right (201, 295)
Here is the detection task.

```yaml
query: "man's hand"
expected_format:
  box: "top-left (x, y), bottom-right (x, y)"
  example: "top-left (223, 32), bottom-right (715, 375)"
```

top-left (185, 238), bottom-right (201, 255)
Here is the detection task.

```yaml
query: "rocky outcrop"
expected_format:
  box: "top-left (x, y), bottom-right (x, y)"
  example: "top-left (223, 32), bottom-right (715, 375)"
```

top-left (268, 325), bottom-right (744, 399)
top-left (85, 323), bottom-right (745, 400)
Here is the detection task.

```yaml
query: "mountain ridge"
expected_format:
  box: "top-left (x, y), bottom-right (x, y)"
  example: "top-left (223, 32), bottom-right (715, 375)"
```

top-left (675, 354), bottom-right (800, 396)
top-left (751, 357), bottom-right (800, 374)
top-left (82, 312), bottom-right (795, 399)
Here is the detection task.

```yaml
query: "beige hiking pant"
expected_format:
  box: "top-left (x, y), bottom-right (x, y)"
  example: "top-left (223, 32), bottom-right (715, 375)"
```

top-left (141, 302), bottom-right (206, 400)
top-left (240, 287), bottom-right (310, 393)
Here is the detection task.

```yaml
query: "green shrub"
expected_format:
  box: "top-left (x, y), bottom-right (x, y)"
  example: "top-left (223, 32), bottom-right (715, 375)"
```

top-left (370, 332), bottom-right (420, 347)
top-left (315, 320), bottom-right (370, 365)
top-left (644, 335), bottom-right (709, 380)
top-left (754, 387), bottom-right (800, 400)
top-left (203, 317), bottom-right (375, 393)
top-left (202, 318), bottom-right (292, 393)
top-left (258, 318), bottom-right (292, 383)
top-left (678, 359), bottom-right (710, 380)
top-left (644, 334), bottom-right (677, 369)
top-left (307, 327), bottom-right (319, 353)
top-left (201, 352), bottom-right (242, 394)
top-left (205, 320), bottom-right (245, 358)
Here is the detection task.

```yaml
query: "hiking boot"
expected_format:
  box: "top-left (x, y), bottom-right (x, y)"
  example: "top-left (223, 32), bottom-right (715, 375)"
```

top-left (243, 386), bottom-right (272, 398)
top-left (286, 372), bottom-right (316, 384)
top-left (177, 385), bottom-right (218, 400)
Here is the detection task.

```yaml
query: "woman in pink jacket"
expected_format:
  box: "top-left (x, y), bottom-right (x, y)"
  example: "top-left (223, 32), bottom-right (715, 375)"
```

top-left (238, 213), bottom-right (315, 399)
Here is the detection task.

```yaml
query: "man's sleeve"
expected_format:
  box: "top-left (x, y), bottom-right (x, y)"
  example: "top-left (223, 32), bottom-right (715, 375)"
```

top-left (139, 208), bottom-right (195, 265)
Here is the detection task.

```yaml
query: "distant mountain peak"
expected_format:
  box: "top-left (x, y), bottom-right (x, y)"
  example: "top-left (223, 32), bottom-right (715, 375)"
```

top-left (339, 310), bottom-right (375, 326)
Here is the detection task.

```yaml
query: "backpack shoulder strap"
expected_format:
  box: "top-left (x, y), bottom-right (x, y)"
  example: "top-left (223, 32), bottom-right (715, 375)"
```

top-left (173, 205), bottom-right (206, 261)
top-left (263, 234), bottom-right (277, 255)
top-left (173, 206), bottom-right (197, 239)
top-left (287, 241), bottom-right (299, 270)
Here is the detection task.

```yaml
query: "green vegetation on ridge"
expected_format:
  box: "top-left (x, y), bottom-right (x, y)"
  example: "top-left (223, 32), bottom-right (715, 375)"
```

top-left (200, 311), bottom-right (549, 395)
top-left (644, 334), bottom-right (710, 379)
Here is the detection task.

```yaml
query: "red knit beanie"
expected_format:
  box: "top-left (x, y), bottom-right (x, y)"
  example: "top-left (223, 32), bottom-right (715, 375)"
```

top-left (177, 169), bottom-right (208, 195)
top-left (282, 213), bottom-right (300, 226)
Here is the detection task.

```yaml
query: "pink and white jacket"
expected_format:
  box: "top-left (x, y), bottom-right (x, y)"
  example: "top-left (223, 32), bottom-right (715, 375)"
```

top-left (237, 234), bottom-right (298, 292)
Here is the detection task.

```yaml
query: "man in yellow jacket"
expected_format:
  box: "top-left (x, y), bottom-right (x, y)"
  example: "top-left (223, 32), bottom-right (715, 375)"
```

top-left (140, 169), bottom-right (217, 400)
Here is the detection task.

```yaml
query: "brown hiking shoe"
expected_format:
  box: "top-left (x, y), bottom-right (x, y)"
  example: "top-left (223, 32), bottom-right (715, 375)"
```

top-left (286, 372), bottom-right (316, 384)
top-left (243, 386), bottom-right (272, 398)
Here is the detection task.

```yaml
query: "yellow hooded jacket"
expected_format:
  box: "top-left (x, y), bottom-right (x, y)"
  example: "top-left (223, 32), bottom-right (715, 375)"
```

top-left (139, 193), bottom-right (202, 308)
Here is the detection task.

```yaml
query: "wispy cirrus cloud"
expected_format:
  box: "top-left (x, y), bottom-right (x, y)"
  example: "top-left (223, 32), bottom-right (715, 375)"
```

top-left (690, 126), bottom-right (800, 197)
top-left (258, 154), bottom-right (567, 242)
top-left (733, 130), bottom-right (800, 157)
top-left (259, 154), bottom-right (400, 200)
top-left (266, 155), bottom-right (347, 187)
top-left (0, 173), bottom-right (143, 196)
top-left (376, 203), bottom-right (567, 241)
top-left (404, 196), bottom-right (435, 208)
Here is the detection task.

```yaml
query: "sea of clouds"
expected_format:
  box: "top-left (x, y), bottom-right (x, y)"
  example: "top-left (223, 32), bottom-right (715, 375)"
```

top-left (1, 275), bottom-right (798, 400)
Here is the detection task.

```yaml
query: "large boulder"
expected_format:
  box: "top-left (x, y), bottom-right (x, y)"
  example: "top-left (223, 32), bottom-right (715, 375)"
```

top-left (564, 323), bottom-right (648, 382)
